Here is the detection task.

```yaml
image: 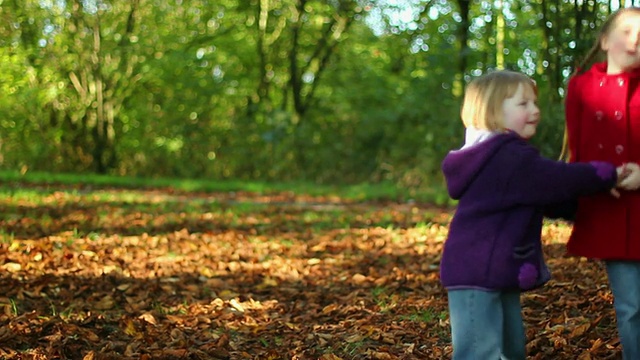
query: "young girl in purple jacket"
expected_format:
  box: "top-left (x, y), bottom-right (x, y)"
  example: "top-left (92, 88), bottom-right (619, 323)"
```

top-left (440, 70), bottom-right (637, 360)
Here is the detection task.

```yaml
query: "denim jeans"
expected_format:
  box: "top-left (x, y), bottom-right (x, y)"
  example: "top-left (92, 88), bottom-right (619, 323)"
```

top-left (448, 289), bottom-right (526, 360)
top-left (605, 261), bottom-right (640, 360)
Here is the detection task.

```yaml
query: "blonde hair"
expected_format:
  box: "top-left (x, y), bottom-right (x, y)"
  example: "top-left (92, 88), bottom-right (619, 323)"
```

top-left (560, 7), bottom-right (640, 160)
top-left (461, 70), bottom-right (537, 131)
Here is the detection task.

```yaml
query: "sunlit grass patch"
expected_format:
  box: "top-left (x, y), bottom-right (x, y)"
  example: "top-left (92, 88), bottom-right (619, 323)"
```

top-left (399, 307), bottom-right (447, 323)
top-left (0, 230), bottom-right (14, 244)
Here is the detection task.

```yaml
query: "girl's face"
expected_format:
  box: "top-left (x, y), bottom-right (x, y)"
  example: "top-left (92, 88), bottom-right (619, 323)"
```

top-left (602, 11), bottom-right (640, 74)
top-left (502, 83), bottom-right (540, 140)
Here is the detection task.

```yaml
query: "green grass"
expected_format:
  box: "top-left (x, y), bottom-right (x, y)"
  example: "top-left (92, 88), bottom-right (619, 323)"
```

top-left (399, 308), bottom-right (448, 323)
top-left (0, 170), bottom-right (452, 204)
top-left (0, 230), bottom-right (14, 244)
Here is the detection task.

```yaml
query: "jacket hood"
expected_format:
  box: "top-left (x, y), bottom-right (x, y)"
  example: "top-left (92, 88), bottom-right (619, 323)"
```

top-left (442, 130), bottom-right (518, 199)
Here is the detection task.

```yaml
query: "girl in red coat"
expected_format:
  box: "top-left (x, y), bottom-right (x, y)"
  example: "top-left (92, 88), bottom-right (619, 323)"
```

top-left (564, 7), bottom-right (640, 359)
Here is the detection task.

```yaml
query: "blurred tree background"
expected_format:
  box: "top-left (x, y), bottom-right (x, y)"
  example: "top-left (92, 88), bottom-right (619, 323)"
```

top-left (0, 0), bottom-right (632, 189)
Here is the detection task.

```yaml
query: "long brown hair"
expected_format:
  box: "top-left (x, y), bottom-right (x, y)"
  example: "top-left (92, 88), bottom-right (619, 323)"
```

top-left (560, 7), bottom-right (640, 161)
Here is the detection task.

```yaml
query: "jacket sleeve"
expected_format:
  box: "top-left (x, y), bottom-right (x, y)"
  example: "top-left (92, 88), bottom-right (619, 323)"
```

top-left (500, 142), bottom-right (617, 207)
top-left (565, 75), bottom-right (581, 163)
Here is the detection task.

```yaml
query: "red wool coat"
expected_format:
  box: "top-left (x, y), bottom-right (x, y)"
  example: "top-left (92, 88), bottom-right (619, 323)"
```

top-left (565, 62), bottom-right (640, 260)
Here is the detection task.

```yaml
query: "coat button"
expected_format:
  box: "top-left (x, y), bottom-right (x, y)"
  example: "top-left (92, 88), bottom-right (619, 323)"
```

top-left (595, 111), bottom-right (604, 120)
top-left (600, 80), bottom-right (606, 87)
top-left (616, 145), bottom-right (624, 154)
top-left (619, 78), bottom-right (625, 86)
top-left (598, 143), bottom-right (604, 150)
top-left (615, 111), bottom-right (623, 120)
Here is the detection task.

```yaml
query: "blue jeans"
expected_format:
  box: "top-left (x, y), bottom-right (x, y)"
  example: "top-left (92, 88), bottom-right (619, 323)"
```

top-left (448, 289), bottom-right (526, 360)
top-left (605, 261), bottom-right (640, 360)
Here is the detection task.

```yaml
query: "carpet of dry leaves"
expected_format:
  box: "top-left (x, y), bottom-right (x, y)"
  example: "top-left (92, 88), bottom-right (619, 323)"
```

top-left (0, 184), bottom-right (623, 359)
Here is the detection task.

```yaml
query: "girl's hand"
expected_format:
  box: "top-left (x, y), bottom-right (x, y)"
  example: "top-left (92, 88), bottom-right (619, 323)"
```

top-left (610, 188), bottom-right (621, 198)
top-left (618, 162), bottom-right (640, 191)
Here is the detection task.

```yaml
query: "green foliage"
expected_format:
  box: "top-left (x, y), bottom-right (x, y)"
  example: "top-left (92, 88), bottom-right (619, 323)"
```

top-left (0, 1), bottom-right (620, 190)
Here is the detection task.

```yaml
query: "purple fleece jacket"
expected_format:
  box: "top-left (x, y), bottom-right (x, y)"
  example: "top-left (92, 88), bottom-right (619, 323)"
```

top-left (440, 131), bottom-right (617, 291)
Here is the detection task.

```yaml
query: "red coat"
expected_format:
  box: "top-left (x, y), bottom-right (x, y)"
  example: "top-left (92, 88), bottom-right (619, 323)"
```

top-left (565, 62), bottom-right (640, 260)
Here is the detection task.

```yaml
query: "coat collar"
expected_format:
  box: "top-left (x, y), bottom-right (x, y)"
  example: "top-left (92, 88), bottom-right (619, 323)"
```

top-left (588, 61), bottom-right (640, 78)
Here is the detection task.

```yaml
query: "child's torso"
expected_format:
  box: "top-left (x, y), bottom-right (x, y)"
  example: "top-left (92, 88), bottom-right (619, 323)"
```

top-left (576, 68), bottom-right (640, 164)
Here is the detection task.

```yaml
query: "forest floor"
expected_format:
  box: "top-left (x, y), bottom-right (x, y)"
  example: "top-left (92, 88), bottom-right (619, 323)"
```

top-left (0, 184), bottom-right (622, 359)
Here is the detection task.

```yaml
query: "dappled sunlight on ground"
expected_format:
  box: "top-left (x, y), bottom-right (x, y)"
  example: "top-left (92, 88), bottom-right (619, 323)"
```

top-left (0, 185), bottom-right (622, 359)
